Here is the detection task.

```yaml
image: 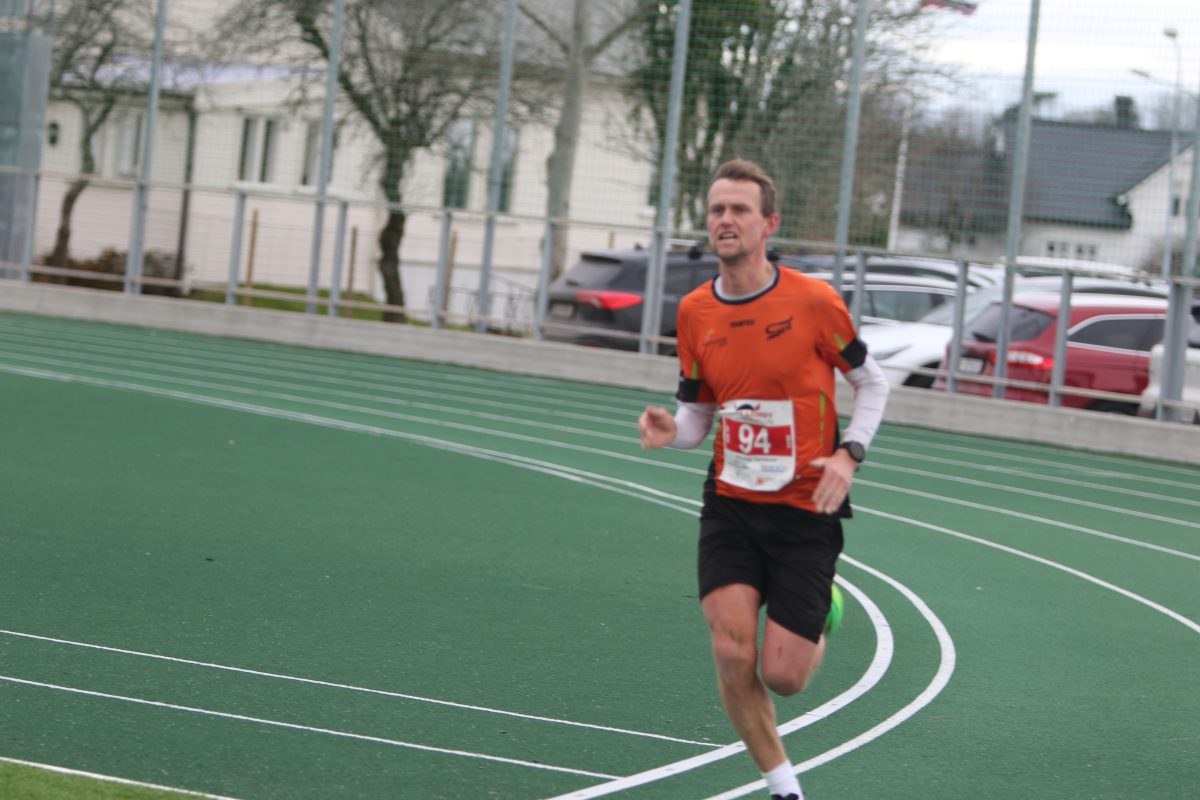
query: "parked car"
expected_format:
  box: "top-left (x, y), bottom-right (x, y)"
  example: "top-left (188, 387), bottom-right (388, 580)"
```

top-left (862, 277), bottom-right (1170, 388)
top-left (781, 254), bottom-right (1004, 289)
top-left (936, 293), bottom-right (1176, 413)
top-left (1138, 306), bottom-right (1200, 422)
top-left (543, 247), bottom-right (719, 350)
top-left (544, 248), bottom-right (974, 351)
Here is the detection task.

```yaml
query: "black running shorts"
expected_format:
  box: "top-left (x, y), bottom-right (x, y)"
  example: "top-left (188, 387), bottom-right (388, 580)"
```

top-left (697, 487), bottom-right (844, 644)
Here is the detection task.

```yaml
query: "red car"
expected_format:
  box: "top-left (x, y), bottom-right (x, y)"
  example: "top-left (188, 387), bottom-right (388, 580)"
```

top-left (939, 293), bottom-right (1170, 413)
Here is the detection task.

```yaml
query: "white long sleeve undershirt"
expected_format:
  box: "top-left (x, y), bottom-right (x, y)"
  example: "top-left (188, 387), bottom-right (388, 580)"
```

top-left (668, 354), bottom-right (890, 451)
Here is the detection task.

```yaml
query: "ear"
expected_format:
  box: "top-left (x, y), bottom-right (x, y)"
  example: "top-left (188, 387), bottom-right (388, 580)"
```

top-left (763, 212), bottom-right (781, 236)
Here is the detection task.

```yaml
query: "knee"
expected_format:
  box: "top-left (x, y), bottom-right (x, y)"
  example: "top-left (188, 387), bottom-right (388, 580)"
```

top-left (711, 634), bottom-right (759, 689)
top-left (761, 662), bottom-right (812, 697)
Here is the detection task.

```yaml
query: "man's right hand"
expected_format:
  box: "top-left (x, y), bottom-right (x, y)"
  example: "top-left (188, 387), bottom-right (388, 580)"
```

top-left (638, 406), bottom-right (677, 450)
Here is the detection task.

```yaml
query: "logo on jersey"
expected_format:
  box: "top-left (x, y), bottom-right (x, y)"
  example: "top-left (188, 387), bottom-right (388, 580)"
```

top-left (765, 316), bottom-right (793, 340)
top-left (704, 327), bottom-right (728, 348)
top-left (730, 318), bottom-right (755, 328)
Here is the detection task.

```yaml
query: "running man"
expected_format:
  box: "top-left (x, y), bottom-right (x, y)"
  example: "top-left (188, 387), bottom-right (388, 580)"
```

top-left (638, 159), bottom-right (889, 800)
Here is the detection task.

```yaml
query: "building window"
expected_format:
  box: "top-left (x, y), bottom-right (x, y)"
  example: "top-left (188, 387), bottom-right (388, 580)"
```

top-left (443, 120), bottom-right (475, 209)
top-left (301, 121), bottom-right (338, 187)
top-left (115, 113), bottom-right (143, 177)
top-left (498, 127), bottom-right (519, 213)
top-left (1074, 243), bottom-right (1097, 260)
top-left (238, 116), bottom-right (279, 183)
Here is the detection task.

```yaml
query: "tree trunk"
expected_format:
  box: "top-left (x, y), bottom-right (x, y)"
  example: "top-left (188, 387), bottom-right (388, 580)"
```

top-left (378, 208), bottom-right (407, 323)
top-left (50, 177), bottom-right (90, 272)
top-left (543, 0), bottom-right (591, 280)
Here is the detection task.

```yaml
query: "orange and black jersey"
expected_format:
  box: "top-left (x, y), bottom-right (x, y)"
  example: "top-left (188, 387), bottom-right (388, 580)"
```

top-left (675, 266), bottom-right (866, 513)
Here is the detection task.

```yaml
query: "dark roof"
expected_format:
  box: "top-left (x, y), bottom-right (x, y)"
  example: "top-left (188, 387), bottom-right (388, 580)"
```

top-left (902, 117), bottom-right (1186, 233)
top-left (1014, 119), bottom-right (1174, 229)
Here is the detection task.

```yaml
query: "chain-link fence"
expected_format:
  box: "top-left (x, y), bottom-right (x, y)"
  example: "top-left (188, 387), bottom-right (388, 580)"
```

top-left (2, 0), bottom-right (1199, 418)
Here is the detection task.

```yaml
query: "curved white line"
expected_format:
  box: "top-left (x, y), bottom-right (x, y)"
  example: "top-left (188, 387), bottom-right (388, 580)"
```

top-left (541, 575), bottom-right (900, 800)
top-left (855, 478), bottom-right (1200, 561)
top-left (703, 554), bottom-right (958, 800)
top-left (859, 508), bottom-right (1200, 636)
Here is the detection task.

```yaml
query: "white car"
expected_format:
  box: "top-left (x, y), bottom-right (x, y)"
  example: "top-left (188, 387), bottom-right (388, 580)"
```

top-left (1138, 313), bottom-right (1200, 423)
top-left (860, 276), bottom-right (1170, 388)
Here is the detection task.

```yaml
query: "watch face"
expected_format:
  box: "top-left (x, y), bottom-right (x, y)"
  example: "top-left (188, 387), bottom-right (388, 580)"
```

top-left (843, 441), bottom-right (865, 463)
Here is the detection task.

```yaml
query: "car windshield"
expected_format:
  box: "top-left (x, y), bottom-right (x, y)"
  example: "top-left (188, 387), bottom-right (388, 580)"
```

top-left (919, 285), bottom-right (1005, 326)
top-left (967, 302), bottom-right (1055, 343)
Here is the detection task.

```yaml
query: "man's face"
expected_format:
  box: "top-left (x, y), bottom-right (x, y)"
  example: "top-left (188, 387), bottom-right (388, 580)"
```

top-left (706, 178), bottom-right (780, 266)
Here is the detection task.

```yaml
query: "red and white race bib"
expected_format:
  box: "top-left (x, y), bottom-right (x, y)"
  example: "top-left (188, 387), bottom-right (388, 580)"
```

top-left (718, 399), bottom-right (796, 491)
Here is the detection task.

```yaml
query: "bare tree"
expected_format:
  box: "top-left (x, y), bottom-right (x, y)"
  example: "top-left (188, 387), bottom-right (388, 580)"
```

top-left (627, 0), bottom-right (934, 244)
top-left (36, 0), bottom-right (154, 270)
top-left (519, 0), bottom-right (653, 278)
top-left (216, 0), bottom-right (551, 322)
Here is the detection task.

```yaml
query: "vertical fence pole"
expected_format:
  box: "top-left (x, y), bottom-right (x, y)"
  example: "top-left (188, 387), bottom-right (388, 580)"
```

top-left (306, 0), bottom-right (345, 314)
top-left (1159, 76), bottom-right (1200, 421)
top-left (225, 190), bottom-right (246, 305)
top-left (831, 0), bottom-right (872, 289)
top-left (18, 172), bottom-right (37, 281)
top-left (1048, 270), bottom-right (1073, 407)
top-left (640, 0), bottom-right (692, 355)
top-left (433, 211), bottom-right (454, 330)
top-left (945, 258), bottom-right (970, 394)
top-left (850, 249), bottom-right (866, 329)
top-left (994, 0), bottom-right (1041, 398)
top-left (123, 0), bottom-right (166, 294)
top-left (533, 218), bottom-right (554, 341)
top-left (476, 0), bottom-right (519, 334)
top-left (327, 200), bottom-right (348, 317)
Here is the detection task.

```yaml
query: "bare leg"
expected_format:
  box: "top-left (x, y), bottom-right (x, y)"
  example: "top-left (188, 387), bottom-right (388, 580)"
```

top-left (701, 584), bottom-right (788, 771)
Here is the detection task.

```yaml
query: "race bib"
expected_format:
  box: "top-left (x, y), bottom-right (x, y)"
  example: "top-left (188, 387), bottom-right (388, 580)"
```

top-left (718, 399), bottom-right (796, 491)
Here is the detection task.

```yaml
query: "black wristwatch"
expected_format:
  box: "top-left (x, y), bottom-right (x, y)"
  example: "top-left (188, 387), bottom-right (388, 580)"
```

top-left (838, 441), bottom-right (866, 464)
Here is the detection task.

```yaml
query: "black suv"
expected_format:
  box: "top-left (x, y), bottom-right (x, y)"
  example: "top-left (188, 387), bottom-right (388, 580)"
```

top-left (543, 248), bottom-right (719, 351)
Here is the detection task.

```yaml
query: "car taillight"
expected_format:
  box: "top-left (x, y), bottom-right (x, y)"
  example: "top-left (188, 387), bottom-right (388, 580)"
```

top-left (984, 350), bottom-right (1053, 369)
top-left (575, 290), bottom-right (643, 310)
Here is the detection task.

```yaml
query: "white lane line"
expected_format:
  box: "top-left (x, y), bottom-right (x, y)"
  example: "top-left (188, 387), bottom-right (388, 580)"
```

top-left (874, 431), bottom-right (1200, 485)
top-left (0, 324), bottom-right (647, 417)
top-left (854, 479), bottom-right (1200, 561)
top-left (0, 357), bottom-right (690, 474)
top-left (0, 675), bottom-right (617, 780)
top-left (868, 446), bottom-right (1200, 509)
top-left (541, 574), bottom-right (905, 800)
top-left (0, 333), bottom-right (635, 432)
top-left (867, 462), bottom-right (1200, 530)
top-left (0, 757), bottom-right (244, 800)
top-left (2, 362), bottom-right (917, 793)
top-left (702, 554), bottom-right (958, 800)
top-left (0, 629), bottom-right (716, 748)
top-left (858, 508), bottom-right (1200, 636)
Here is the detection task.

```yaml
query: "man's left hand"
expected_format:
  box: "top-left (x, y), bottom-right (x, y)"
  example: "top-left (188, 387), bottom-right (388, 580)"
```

top-left (808, 450), bottom-right (858, 515)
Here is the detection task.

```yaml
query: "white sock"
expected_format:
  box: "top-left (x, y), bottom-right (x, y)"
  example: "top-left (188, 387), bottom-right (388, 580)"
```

top-left (763, 760), bottom-right (803, 799)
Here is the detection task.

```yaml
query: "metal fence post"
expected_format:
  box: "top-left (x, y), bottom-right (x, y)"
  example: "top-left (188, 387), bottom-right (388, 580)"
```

top-left (225, 190), bottom-right (246, 305)
top-left (945, 258), bottom-right (970, 394)
top-left (995, 0), bottom-right (1042, 398)
top-left (123, 0), bottom-right (166, 295)
top-left (476, 0), bottom-right (518, 334)
top-left (533, 218), bottom-right (554, 341)
top-left (640, 0), bottom-right (691, 355)
top-left (306, 0), bottom-right (345, 315)
top-left (831, 0), bottom-right (872, 291)
top-left (327, 199), bottom-right (349, 317)
top-left (1048, 269), bottom-right (1073, 407)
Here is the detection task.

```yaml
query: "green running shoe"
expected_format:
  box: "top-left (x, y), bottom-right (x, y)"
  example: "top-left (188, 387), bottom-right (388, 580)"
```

top-left (824, 583), bottom-right (844, 637)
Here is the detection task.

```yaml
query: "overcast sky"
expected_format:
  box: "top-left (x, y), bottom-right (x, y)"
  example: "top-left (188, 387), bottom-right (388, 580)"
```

top-left (919, 0), bottom-right (1200, 122)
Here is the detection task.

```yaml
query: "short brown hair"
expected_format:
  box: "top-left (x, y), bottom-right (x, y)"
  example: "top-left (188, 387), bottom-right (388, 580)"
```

top-left (712, 159), bottom-right (777, 217)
